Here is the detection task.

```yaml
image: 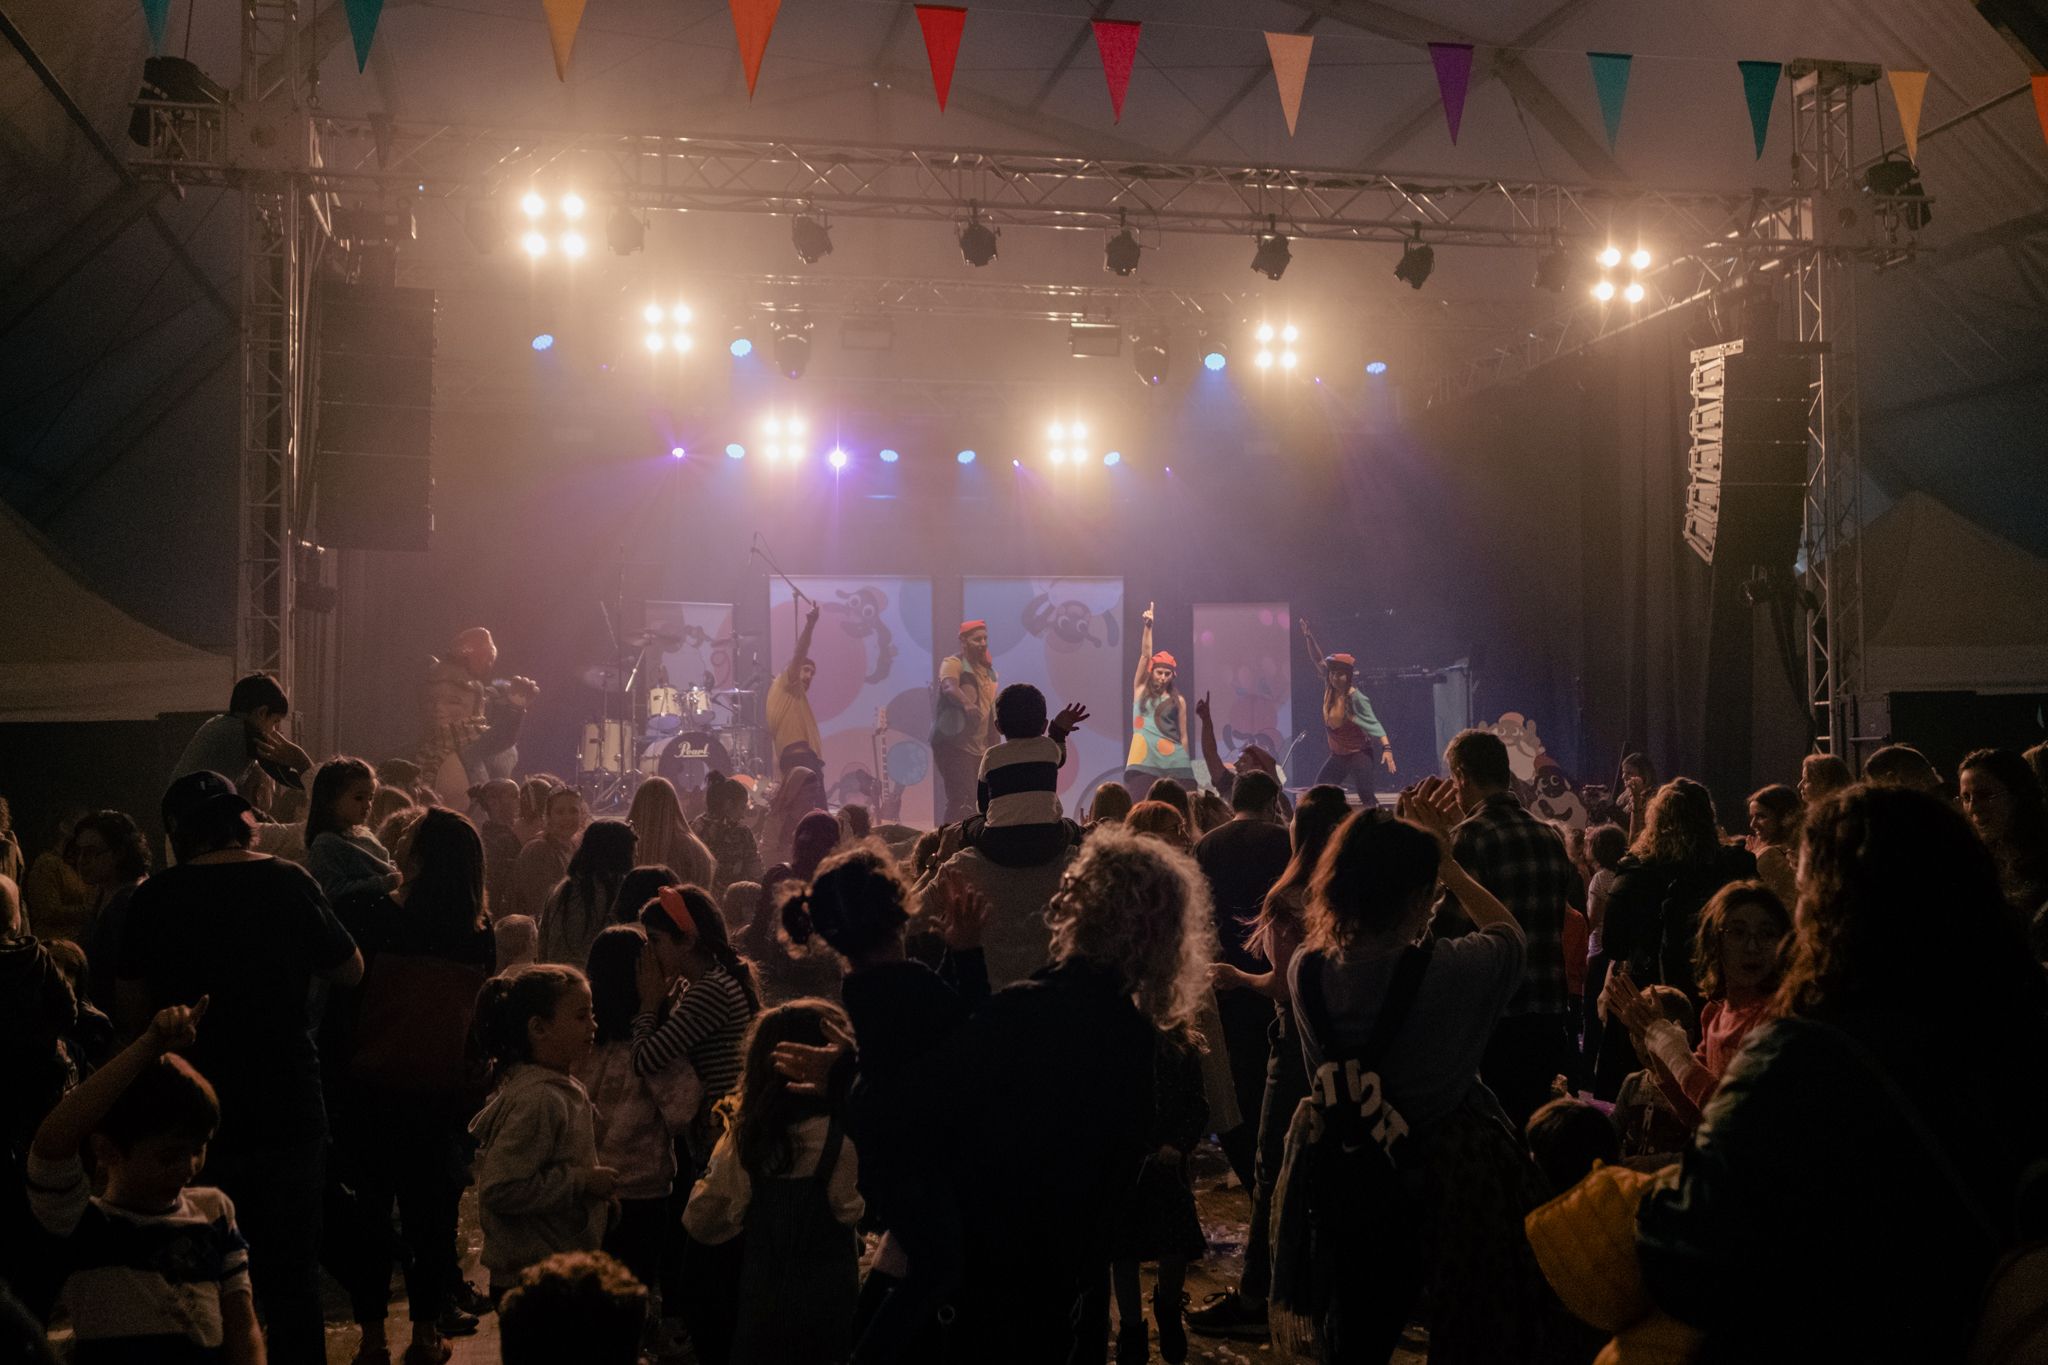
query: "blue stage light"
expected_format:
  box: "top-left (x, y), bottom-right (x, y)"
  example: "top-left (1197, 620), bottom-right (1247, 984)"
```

top-left (829, 448), bottom-right (848, 469)
top-left (1103, 450), bottom-right (1121, 466)
top-left (956, 449), bottom-right (976, 465)
top-left (730, 337), bottom-right (753, 358)
top-left (531, 333), bottom-right (554, 351)
top-left (1366, 360), bottom-right (1388, 375)
top-left (725, 443), bottom-right (746, 460)
top-left (1202, 350), bottom-right (1226, 372)
top-left (879, 448), bottom-right (900, 464)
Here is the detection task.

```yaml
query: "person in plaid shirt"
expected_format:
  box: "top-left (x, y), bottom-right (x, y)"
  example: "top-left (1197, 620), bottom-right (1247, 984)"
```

top-left (1428, 729), bottom-right (1578, 1128)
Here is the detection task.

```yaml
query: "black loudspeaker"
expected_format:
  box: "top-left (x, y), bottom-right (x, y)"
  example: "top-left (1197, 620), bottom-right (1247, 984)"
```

top-left (314, 284), bottom-right (435, 551)
top-left (1685, 340), bottom-right (1808, 573)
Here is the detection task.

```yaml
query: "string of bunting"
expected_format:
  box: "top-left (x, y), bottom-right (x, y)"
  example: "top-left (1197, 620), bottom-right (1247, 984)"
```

top-left (194, 0), bottom-right (2048, 161)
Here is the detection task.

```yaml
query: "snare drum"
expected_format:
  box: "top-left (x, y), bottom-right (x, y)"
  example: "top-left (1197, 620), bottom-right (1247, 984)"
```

top-left (683, 686), bottom-right (714, 721)
top-left (638, 730), bottom-right (734, 791)
top-left (580, 721), bottom-right (632, 774)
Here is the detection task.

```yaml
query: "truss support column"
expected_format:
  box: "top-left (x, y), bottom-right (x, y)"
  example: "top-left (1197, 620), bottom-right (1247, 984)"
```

top-left (1789, 60), bottom-right (1873, 761)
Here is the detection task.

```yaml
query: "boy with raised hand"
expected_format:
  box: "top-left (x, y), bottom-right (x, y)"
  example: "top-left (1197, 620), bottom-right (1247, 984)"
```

top-left (28, 997), bottom-right (265, 1364)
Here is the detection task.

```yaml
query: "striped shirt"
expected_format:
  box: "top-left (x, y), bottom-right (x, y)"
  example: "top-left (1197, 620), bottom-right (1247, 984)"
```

top-left (976, 734), bottom-right (1068, 827)
top-left (27, 1152), bottom-right (250, 1357)
top-left (632, 962), bottom-right (753, 1102)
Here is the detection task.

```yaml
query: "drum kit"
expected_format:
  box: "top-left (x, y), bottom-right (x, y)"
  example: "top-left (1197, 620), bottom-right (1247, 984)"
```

top-left (576, 626), bottom-right (769, 808)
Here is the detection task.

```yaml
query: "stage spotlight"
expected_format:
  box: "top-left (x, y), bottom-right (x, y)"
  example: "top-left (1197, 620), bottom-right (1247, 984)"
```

top-left (561, 232), bottom-right (588, 258)
top-left (765, 418), bottom-right (782, 436)
top-left (1250, 232), bottom-right (1291, 281)
top-left (560, 193), bottom-right (586, 220)
top-left (1532, 247), bottom-right (1571, 292)
top-left (1592, 279), bottom-right (1616, 302)
top-left (644, 334), bottom-right (664, 353)
top-left (1597, 245), bottom-right (1622, 269)
top-left (879, 448), bottom-right (900, 464)
top-left (1049, 422), bottom-right (1066, 440)
top-left (1630, 248), bottom-right (1652, 271)
top-left (1204, 350), bottom-right (1226, 372)
top-left (773, 325), bottom-right (813, 379)
top-left (671, 333), bottom-right (691, 351)
top-left (766, 444), bottom-right (782, 460)
top-left (1012, 459), bottom-right (1021, 468)
top-left (1103, 450), bottom-right (1121, 466)
top-left (726, 443), bottom-right (746, 459)
top-left (788, 417), bottom-right (806, 435)
top-left (1393, 232), bottom-right (1435, 291)
top-left (1049, 448), bottom-right (1067, 465)
top-left (670, 446), bottom-right (685, 459)
top-left (521, 191), bottom-right (546, 218)
top-left (1199, 331), bottom-right (1228, 371)
top-left (792, 214), bottom-right (833, 266)
top-left (730, 335), bottom-right (754, 358)
top-left (1624, 281), bottom-right (1646, 304)
top-left (1366, 360), bottom-right (1388, 376)
top-left (643, 304), bottom-right (664, 325)
top-left (1130, 331), bottom-right (1168, 387)
top-left (531, 333), bottom-right (554, 351)
top-left (1255, 349), bottom-right (1274, 370)
top-left (829, 448), bottom-right (848, 469)
top-left (607, 206), bottom-right (645, 255)
top-left (1256, 323), bottom-right (1275, 343)
top-left (521, 231), bottom-right (548, 257)
top-left (671, 305), bottom-right (692, 324)
top-left (1280, 350), bottom-right (1298, 370)
top-left (1864, 156), bottom-right (1932, 229)
top-left (1104, 226), bottom-right (1142, 276)
top-left (958, 215), bottom-right (999, 268)
top-left (957, 449), bottom-right (977, 464)
top-left (1071, 422), bottom-right (1086, 439)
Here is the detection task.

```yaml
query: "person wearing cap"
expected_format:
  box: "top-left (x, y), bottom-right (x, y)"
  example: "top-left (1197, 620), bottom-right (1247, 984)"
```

top-left (1299, 617), bottom-right (1397, 804)
top-left (115, 770), bottom-right (363, 1365)
top-left (933, 619), bottom-right (1001, 823)
top-left (1127, 603), bottom-right (1197, 793)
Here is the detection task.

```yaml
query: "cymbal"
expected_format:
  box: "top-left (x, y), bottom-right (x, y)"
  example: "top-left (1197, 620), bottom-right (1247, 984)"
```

top-left (579, 664), bottom-right (627, 691)
top-left (621, 629), bottom-right (683, 651)
top-left (710, 687), bottom-right (756, 698)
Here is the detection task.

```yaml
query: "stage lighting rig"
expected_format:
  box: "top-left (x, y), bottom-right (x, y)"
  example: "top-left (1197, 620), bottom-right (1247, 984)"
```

top-left (1250, 223), bottom-right (1291, 281)
top-left (1532, 244), bottom-right (1572, 292)
top-left (1047, 420), bottom-right (1092, 466)
top-left (761, 413), bottom-right (808, 461)
top-left (772, 320), bottom-right (814, 379)
top-left (641, 302), bottom-right (694, 355)
top-left (518, 190), bottom-right (595, 261)
top-left (958, 205), bottom-right (999, 268)
top-left (1252, 323), bottom-right (1299, 372)
top-left (1393, 229), bottom-right (1434, 291)
top-left (1104, 214), bottom-right (1142, 276)
top-left (1593, 245), bottom-right (1651, 304)
top-left (1200, 332), bottom-right (1229, 371)
top-left (1130, 331), bottom-right (1169, 386)
top-left (792, 213), bottom-right (834, 265)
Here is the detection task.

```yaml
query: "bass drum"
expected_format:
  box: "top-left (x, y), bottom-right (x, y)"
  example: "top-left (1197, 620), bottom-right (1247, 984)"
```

top-left (639, 731), bottom-right (734, 792)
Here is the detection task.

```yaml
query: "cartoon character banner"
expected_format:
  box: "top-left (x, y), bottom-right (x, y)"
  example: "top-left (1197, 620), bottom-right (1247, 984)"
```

top-left (643, 602), bottom-right (738, 692)
top-left (1194, 603), bottom-right (1294, 775)
top-left (963, 577), bottom-right (1126, 811)
top-left (1483, 710), bottom-right (1589, 828)
top-left (769, 577), bottom-right (936, 829)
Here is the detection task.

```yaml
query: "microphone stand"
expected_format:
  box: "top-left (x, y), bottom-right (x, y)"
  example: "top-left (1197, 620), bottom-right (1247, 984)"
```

top-left (750, 534), bottom-right (812, 642)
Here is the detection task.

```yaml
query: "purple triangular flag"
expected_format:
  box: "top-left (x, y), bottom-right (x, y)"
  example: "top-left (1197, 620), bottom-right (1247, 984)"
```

top-left (1429, 42), bottom-right (1475, 144)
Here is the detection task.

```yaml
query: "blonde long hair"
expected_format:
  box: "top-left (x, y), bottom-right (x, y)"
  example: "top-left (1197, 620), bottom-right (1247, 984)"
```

top-left (627, 777), bottom-right (718, 889)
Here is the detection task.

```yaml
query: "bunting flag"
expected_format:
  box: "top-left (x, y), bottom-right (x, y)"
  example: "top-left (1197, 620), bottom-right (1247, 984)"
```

top-left (1586, 51), bottom-right (1632, 151)
top-left (1093, 19), bottom-right (1141, 122)
top-left (1429, 42), bottom-right (1475, 145)
top-left (730, 0), bottom-right (784, 97)
top-left (540, 0), bottom-right (587, 81)
top-left (344, 0), bottom-right (384, 72)
top-left (2033, 74), bottom-right (2048, 151)
top-left (140, 0), bottom-right (171, 52)
top-left (915, 6), bottom-right (967, 112)
top-left (1886, 70), bottom-right (1928, 163)
top-left (1738, 60), bottom-right (1782, 159)
top-left (1264, 32), bottom-right (1313, 136)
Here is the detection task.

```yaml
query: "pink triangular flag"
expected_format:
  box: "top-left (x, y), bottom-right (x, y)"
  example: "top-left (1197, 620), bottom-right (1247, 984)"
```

top-left (1429, 42), bottom-right (1474, 145)
top-left (1093, 19), bottom-right (1141, 123)
top-left (730, 0), bottom-right (783, 98)
top-left (1887, 70), bottom-right (1928, 163)
top-left (1265, 33), bottom-right (1313, 137)
top-left (540, 0), bottom-right (587, 81)
top-left (915, 6), bottom-right (967, 112)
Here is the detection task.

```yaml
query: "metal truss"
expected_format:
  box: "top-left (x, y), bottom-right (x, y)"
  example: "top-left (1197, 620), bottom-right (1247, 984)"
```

top-left (134, 109), bottom-right (1821, 251)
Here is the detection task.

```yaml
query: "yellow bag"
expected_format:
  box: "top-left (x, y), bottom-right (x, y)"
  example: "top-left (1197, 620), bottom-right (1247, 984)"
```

top-left (1523, 1162), bottom-right (1663, 1333)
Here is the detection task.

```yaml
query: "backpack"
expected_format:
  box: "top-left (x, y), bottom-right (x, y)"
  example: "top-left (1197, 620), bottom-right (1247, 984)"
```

top-left (348, 950), bottom-right (489, 1096)
top-left (1291, 943), bottom-right (1437, 1300)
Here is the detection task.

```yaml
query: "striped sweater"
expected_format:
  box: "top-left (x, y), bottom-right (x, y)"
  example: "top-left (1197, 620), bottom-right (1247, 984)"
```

top-left (631, 962), bottom-right (753, 1104)
top-left (976, 734), bottom-right (1068, 827)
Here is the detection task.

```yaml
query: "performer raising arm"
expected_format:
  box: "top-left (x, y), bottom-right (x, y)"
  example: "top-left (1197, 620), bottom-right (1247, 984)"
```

top-left (767, 601), bottom-right (826, 778)
top-left (1300, 616), bottom-right (1396, 804)
top-left (933, 620), bottom-right (1001, 823)
top-left (1126, 602), bottom-right (1197, 793)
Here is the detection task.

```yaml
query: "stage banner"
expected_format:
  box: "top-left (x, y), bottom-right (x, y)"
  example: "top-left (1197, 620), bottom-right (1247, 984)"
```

top-left (964, 577), bottom-right (1126, 812)
top-left (643, 602), bottom-right (738, 692)
top-left (769, 576), bottom-right (936, 828)
top-left (1194, 603), bottom-right (1293, 779)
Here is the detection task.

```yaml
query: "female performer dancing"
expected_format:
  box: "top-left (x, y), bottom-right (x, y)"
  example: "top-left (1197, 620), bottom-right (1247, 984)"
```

top-left (1299, 617), bottom-right (1396, 803)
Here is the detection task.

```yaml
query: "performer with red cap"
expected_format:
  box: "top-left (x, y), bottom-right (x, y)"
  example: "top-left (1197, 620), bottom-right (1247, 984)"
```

top-left (1127, 601), bottom-right (1197, 792)
top-left (933, 617), bottom-right (1000, 822)
top-left (1299, 615), bottom-right (1396, 803)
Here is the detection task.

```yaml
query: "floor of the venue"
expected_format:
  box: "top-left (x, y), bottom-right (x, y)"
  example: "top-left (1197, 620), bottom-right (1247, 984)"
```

top-left (317, 1139), bottom-right (1429, 1364)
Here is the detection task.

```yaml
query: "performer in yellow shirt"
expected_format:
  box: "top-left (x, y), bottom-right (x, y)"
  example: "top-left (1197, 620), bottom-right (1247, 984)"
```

top-left (933, 619), bottom-right (1000, 823)
top-left (767, 601), bottom-right (825, 777)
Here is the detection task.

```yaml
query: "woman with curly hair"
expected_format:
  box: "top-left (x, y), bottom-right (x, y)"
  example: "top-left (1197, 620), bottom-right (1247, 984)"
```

top-left (916, 825), bottom-right (1218, 1363)
top-left (1634, 786), bottom-right (2048, 1362)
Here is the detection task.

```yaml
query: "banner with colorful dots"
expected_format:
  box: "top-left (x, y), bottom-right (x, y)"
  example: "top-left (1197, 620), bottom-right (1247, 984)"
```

top-left (964, 577), bottom-right (1128, 811)
top-left (769, 576), bottom-right (936, 829)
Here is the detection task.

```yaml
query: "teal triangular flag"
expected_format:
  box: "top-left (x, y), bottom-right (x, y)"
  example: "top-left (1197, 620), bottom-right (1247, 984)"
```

top-left (1587, 52), bottom-right (1631, 152)
top-left (139, 0), bottom-right (171, 52)
top-left (1738, 59), bottom-right (1782, 159)
top-left (344, 0), bottom-right (384, 71)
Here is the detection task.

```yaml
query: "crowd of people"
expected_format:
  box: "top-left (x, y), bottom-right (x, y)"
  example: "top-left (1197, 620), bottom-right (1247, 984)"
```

top-left (4, 668), bottom-right (2048, 1365)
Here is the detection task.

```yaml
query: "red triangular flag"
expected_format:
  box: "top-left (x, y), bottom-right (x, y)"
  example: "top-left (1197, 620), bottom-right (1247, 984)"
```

top-left (540, 0), bottom-right (587, 81)
top-left (915, 6), bottom-right (967, 112)
top-left (2034, 75), bottom-right (2048, 151)
top-left (1093, 19), bottom-right (1141, 122)
top-left (1429, 42), bottom-right (1474, 144)
top-left (730, 0), bottom-right (783, 98)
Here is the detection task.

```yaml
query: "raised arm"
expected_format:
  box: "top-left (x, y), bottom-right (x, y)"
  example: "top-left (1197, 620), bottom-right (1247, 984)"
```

top-left (1134, 601), bottom-right (1155, 696)
top-left (1299, 616), bottom-right (1326, 672)
top-left (35, 1001), bottom-right (204, 1161)
top-left (783, 602), bottom-right (821, 683)
top-left (1195, 692), bottom-right (1226, 782)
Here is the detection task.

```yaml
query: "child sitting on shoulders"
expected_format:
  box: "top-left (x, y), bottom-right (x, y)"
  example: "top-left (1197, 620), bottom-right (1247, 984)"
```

top-left (305, 758), bottom-right (401, 906)
top-left (469, 965), bottom-right (617, 1298)
top-left (29, 997), bottom-right (265, 1364)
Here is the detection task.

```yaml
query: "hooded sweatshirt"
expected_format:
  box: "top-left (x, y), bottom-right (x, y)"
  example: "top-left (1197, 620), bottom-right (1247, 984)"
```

top-left (468, 1062), bottom-right (610, 1283)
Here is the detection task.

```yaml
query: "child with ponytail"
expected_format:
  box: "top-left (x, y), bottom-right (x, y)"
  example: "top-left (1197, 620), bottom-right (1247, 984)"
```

top-left (468, 966), bottom-right (617, 1298)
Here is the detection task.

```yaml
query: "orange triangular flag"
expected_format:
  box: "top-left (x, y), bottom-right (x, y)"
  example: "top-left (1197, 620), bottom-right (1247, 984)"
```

top-left (540, 0), bottom-right (586, 80)
top-left (2034, 75), bottom-right (2048, 151)
top-left (1887, 70), bottom-right (1928, 163)
top-left (1265, 32), bottom-right (1312, 136)
top-left (730, 0), bottom-right (783, 97)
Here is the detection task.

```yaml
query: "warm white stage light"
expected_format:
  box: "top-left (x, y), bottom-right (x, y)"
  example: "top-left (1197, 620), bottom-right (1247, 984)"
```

top-left (521, 192), bottom-right (546, 219)
top-left (1280, 351), bottom-right (1298, 370)
top-left (644, 334), bottom-right (665, 353)
top-left (1049, 422), bottom-right (1065, 440)
top-left (1255, 350), bottom-right (1274, 369)
top-left (1597, 246), bottom-right (1622, 268)
top-left (1624, 281), bottom-right (1646, 304)
top-left (522, 232), bottom-right (548, 257)
top-left (672, 304), bottom-right (692, 324)
top-left (1593, 280), bottom-right (1616, 302)
top-left (1630, 248), bottom-right (1652, 271)
top-left (643, 304), bottom-right (664, 324)
top-left (1281, 324), bottom-right (1298, 343)
top-left (561, 194), bottom-right (586, 220)
top-left (1256, 323), bottom-right (1275, 343)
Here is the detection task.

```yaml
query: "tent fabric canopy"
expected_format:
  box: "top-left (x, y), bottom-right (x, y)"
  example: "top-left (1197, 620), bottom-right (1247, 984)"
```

top-left (1859, 491), bottom-right (2048, 695)
top-left (0, 496), bottom-right (232, 723)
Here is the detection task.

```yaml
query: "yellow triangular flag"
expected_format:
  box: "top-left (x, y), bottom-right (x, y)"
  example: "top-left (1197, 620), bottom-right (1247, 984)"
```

top-left (540, 0), bottom-right (587, 81)
top-left (1265, 32), bottom-right (1313, 136)
top-left (1887, 69), bottom-right (1928, 163)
